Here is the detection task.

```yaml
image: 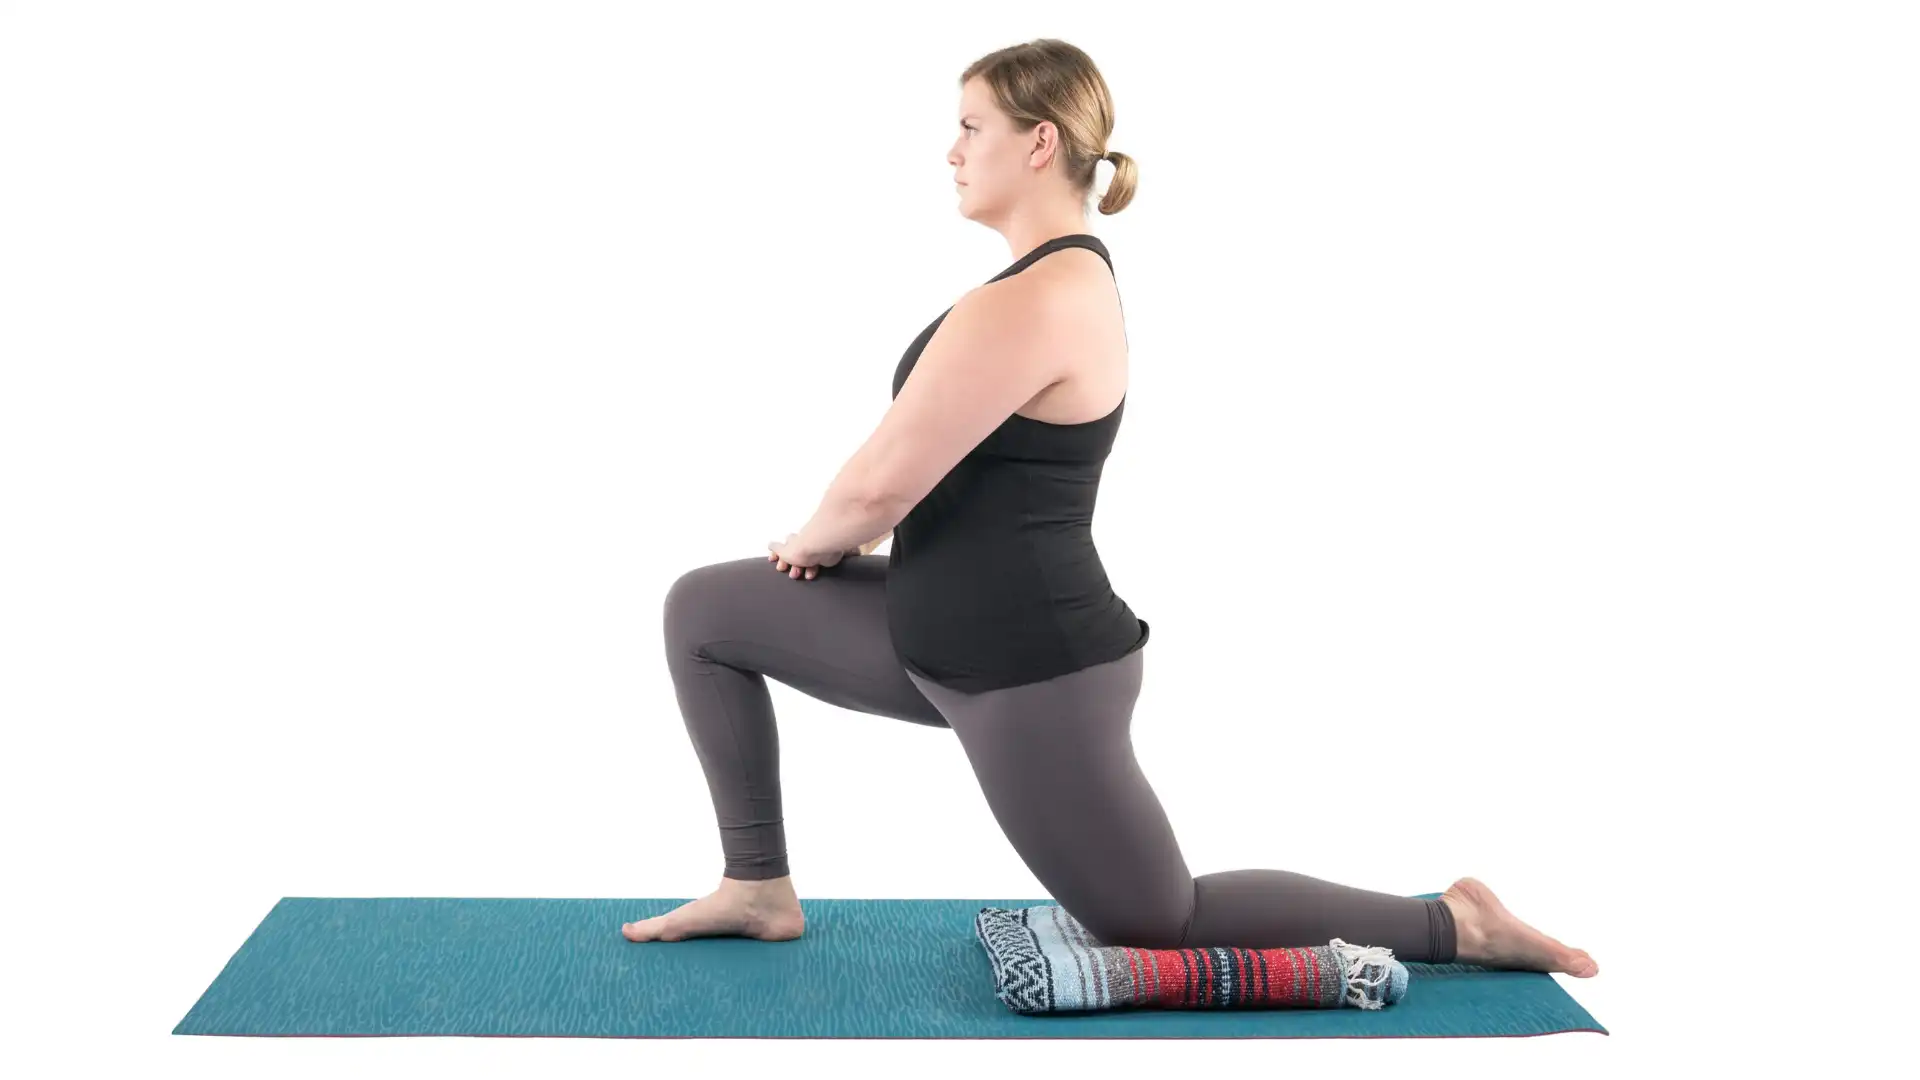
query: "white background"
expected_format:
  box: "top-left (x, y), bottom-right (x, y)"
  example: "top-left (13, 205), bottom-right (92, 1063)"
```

top-left (3, 1), bottom-right (1912, 1076)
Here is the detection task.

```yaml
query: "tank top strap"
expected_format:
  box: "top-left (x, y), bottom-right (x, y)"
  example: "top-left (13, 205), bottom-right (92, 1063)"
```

top-left (989, 233), bottom-right (1112, 283)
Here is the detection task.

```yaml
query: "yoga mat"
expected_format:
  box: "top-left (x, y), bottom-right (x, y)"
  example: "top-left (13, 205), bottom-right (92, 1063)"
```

top-left (174, 891), bottom-right (1606, 1039)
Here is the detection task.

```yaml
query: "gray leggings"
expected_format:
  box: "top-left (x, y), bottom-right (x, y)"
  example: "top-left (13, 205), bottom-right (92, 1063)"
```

top-left (662, 554), bottom-right (1457, 961)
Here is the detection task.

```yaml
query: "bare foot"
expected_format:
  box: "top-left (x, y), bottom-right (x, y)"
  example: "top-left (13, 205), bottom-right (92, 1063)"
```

top-left (621, 876), bottom-right (806, 943)
top-left (1440, 877), bottom-right (1598, 977)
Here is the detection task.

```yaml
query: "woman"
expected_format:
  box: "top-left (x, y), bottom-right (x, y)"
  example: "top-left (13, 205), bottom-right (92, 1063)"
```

top-left (623, 38), bottom-right (1596, 979)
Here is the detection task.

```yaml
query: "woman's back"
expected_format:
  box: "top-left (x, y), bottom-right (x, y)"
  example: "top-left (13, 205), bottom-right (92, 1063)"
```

top-left (885, 233), bottom-right (1149, 692)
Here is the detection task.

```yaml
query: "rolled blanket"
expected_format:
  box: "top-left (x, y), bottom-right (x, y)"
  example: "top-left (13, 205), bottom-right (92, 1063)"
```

top-left (975, 904), bottom-right (1409, 1015)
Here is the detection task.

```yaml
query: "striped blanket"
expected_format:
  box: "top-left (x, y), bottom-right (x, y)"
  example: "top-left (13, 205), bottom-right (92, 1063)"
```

top-left (975, 904), bottom-right (1409, 1014)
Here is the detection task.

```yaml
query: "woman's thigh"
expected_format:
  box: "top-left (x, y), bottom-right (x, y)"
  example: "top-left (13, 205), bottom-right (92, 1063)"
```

top-left (906, 648), bottom-right (1196, 946)
top-left (664, 554), bottom-right (949, 728)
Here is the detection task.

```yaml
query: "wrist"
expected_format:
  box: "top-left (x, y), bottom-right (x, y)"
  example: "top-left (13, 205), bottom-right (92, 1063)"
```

top-left (794, 527), bottom-right (834, 560)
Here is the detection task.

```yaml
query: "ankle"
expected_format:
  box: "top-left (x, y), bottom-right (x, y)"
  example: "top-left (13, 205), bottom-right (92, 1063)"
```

top-left (721, 874), bottom-right (795, 896)
top-left (1440, 892), bottom-right (1487, 960)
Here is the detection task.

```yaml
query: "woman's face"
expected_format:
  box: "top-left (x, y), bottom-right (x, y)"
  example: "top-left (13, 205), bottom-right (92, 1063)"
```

top-left (948, 77), bottom-right (1048, 222)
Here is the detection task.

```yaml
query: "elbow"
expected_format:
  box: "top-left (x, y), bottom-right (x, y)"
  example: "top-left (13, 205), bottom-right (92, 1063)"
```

top-left (853, 479), bottom-right (917, 521)
top-left (845, 452), bottom-right (921, 518)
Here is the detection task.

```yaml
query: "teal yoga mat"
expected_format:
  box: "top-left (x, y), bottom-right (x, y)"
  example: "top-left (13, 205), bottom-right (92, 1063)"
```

top-left (174, 892), bottom-right (1606, 1039)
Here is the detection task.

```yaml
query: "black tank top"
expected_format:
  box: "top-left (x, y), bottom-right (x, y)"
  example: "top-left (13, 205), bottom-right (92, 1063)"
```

top-left (885, 233), bottom-right (1150, 691)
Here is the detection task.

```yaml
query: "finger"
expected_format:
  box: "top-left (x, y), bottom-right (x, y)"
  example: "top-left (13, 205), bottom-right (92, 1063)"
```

top-left (805, 567), bottom-right (817, 579)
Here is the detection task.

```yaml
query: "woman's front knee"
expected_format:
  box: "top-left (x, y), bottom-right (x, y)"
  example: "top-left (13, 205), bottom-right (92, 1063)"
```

top-left (666, 556), bottom-right (764, 596)
top-left (663, 558), bottom-right (759, 639)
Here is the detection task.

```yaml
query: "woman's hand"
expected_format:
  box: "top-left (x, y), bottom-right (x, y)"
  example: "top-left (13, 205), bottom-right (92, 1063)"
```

top-left (767, 532), bottom-right (846, 580)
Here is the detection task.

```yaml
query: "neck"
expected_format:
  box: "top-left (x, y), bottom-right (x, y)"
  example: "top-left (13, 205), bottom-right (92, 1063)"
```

top-left (996, 204), bottom-right (1094, 262)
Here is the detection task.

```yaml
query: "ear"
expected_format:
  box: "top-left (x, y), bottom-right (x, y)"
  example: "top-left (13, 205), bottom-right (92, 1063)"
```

top-left (1028, 121), bottom-right (1059, 169)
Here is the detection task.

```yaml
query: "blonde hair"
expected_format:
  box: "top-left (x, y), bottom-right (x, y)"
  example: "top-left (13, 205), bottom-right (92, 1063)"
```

top-left (960, 39), bottom-right (1137, 215)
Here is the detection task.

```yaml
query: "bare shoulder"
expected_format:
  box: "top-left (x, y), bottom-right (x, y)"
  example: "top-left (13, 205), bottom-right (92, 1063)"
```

top-left (961, 247), bottom-right (1128, 423)
top-left (975, 246), bottom-right (1115, 320)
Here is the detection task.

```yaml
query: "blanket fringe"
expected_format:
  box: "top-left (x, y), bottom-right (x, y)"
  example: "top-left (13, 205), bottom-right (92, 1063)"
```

top-left (1330, 938), bottom-right (1397, 1010)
